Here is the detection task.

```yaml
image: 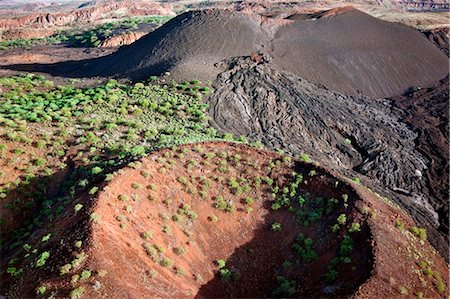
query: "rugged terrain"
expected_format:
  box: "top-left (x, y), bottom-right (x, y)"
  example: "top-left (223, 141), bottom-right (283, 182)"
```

top-left (1, 141), bottom-right (448, 298)
top-left (0, 0), bottom-right (175, 45)
top-left (208, 53), bottom-right (449, 257)
top-left (6, 8), bottom-right (448, 99)
top-left (0, 3), bottom-right (449, 299)
top-left (6, 7), bottom-right (445, 260)
top-left (0, 0), bottom-right (174, 30)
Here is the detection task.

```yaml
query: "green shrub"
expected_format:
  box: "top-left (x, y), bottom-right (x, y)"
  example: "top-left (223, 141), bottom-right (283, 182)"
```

top-left (410, 226), bottom-right (427, 241)
top-left (209, 215), bottom-right (219, 222)
top-left (437, 279), bottom-right (446, 293)
top-left (80, 270), bottom-right (91, 280)
top-left (71, 252), bottom-right (88, 269)
top-left (41, 233), bottom-right (51, 242)
top-left (91, 166), bottom-right (103, 175)
top-left (298, 153), bottom-right (311, 162)
top-left (272, 276), bottom-right (296, 297)
top-left (348, 222), bottom-right (361, 233)
top-left (175, 267), bottom-right (185, 276)
top-left (36, 251), bottom-right (50, 267)
top-left (88, 186), bottom-right (99, 195)
top-left (399, 286), bottom-right (408, 295)
top-left (216, 259), bottom-right (226, 269)
top-left (339, 235), bottom-right (354, 256)
top-left (70, 286), bottom-right (85, 299)
top-left (395, 219), bottom-right (404, 230)
top-left (351, 177), bottom-right (360, 184)
top-left (325, 268), bottom-right (338, 283)
top-left (141, 231), bottom-right (153, 240)
top-left (159, 257), bottom-right (173, 267)
top-left (90, 213), bottom-right (101, 223)
top-left (337, 214), bottom-right (347, 225)
top-left (174, 246), bottom-right (187, 255)
top-left (243, 197), bottom-right (254, 206)
top-left (72, 204), bottom-right (83, 213)
top-left (36, 285), bottom-right (47, 295)
top-left (331, 224), bottom-right (340, 233)
top-left (60, 264), bottom-right (72, 275)
top-left (271, 222), bottom-right (282, 232)
top-left (34, 158), bottom-right (46, 166)
top-left (292, 233), bottom-right (317, 262)
top-left (118, 194), bottom-right (129, 202)
top-left (132, 182), bottom-right (142, 189)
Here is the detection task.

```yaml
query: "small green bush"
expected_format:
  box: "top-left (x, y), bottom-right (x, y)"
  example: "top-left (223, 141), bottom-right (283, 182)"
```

top-left (337, 214), bottom-right (347, 225)
top-left (348, 222), bottom-right (361, 233)
top-left (36, 285), bottom-right (47, 295)
top-left (159, 257), bottom-right (173, 267)
top-left (174, 246), bottom-right (187, 255)
top-left (410, 226), bottom-right (427, 241)
top-left (70, 286), bottom-right (85, 299)
top-left (271, 222), bottom-right (282, 232)
top-left (216, 259), bottom-right (226, 269)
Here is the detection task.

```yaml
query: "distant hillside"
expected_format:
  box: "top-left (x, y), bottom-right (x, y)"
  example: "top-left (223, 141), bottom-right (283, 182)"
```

top-left (0, 0), bottom-right (174, 29)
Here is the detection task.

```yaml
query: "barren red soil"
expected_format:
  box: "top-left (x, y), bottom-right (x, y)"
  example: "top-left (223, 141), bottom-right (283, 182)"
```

top-left (2, 142), bottom-right (447, 298)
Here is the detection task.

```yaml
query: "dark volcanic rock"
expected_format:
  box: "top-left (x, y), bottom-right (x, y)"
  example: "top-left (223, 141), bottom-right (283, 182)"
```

top-left (208, 54), bottom-right (448, 259)
top-left (392, 77), bottom-right (449, 252)
top-left (422, 27), bottom-right (449, 56)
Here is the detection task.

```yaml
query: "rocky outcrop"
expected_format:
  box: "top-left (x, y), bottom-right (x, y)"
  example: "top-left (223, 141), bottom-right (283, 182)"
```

top-left (422, 27), bottom-right (449, 56)
top-left (391, 76), bottom-right (449, 252)
top-left (399, 0), bottom-right (449, 11)
top-left (99, 31), bottom-right (147, 47)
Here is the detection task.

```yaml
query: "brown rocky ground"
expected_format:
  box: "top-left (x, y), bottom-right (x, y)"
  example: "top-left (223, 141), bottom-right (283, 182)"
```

top-left (1, 142), bottom-right (447, 298)
top-left (0, 7), bottom-right (448, 263)
top-left (0, 5), bottom-right (448, 298)
top-left (0, 45), bottom-right (115, 85)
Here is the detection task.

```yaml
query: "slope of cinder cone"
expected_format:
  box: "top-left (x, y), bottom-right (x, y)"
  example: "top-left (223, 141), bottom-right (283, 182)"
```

top-left (84, 9), bottom-right (269, 81)
top-left (271, 7), bottom-right (448, 98)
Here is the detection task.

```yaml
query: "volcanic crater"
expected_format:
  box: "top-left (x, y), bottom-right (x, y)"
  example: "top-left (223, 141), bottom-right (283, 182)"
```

top-left (3, 142), bottom-right (447, 298)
